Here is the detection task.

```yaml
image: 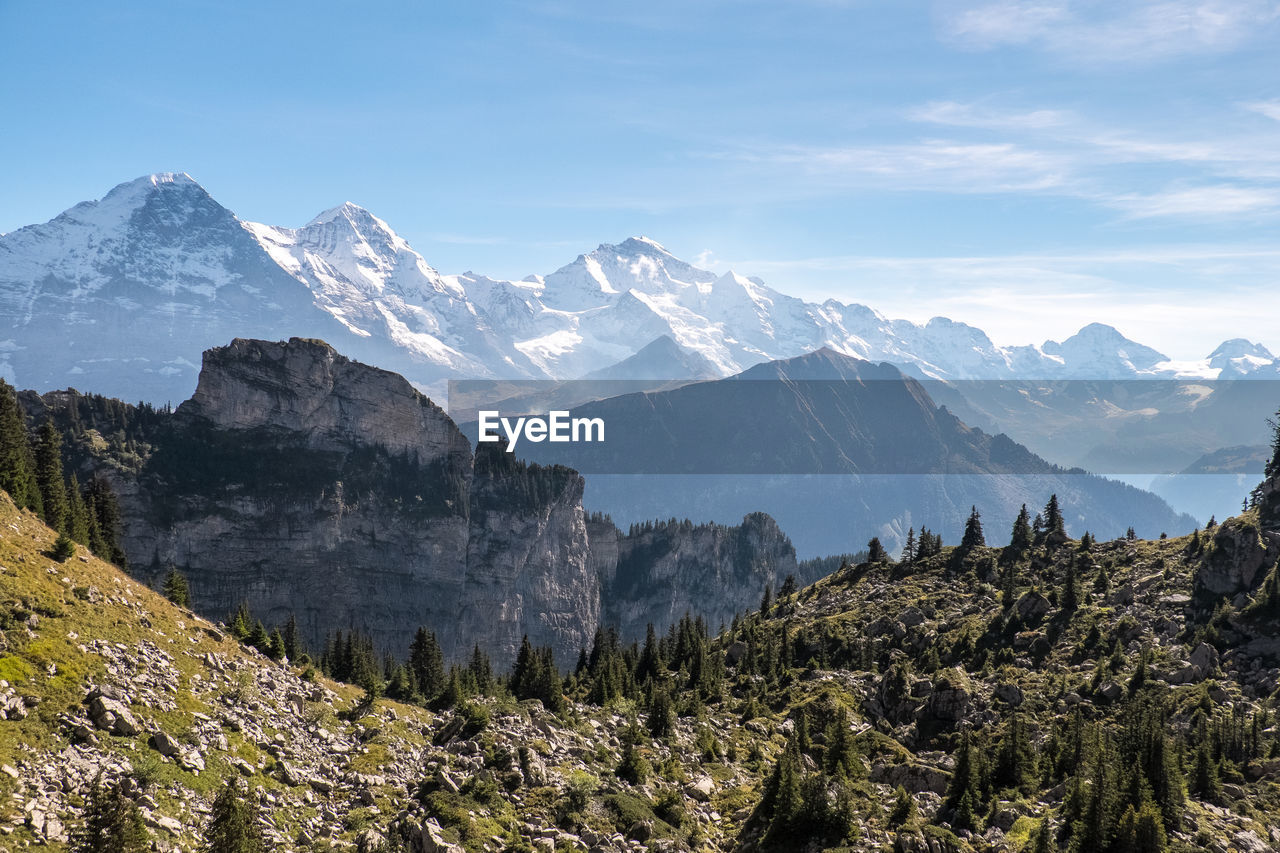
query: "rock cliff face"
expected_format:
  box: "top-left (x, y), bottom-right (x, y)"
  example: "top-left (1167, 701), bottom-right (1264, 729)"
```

top-left (602, 513), bottom-right (798, 639)
top-left (36, 338), bottom-right (796, 665)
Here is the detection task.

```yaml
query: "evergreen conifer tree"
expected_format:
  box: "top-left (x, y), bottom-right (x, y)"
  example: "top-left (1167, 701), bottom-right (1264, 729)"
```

top-left (71, 777), bottom-right (148, 853)
top-left (0, 380), bottom-right (38, 511)
top-left (282, 615), bottom-right (301, 661)
top-left (409, 628), bottom-right (445, 702)
top-left (34, 418), bottom-right (68, 531)
top-left (1042, 494), bottom-right (1066, 543)
top-left (960, 505), bottom-right (986, 551)
top-left (163, 568), bottom-right (191, 608)
top-left (1031, 816), bottom-right (1057, 853)
top-left (66, 475), bottom-right (91, 544)
top-left (1008, 504), bottom-right (1033, 557)
top-left (202, 778), bottom-right (265, 853)
top-left (902, 527), bottom-right (917, 565)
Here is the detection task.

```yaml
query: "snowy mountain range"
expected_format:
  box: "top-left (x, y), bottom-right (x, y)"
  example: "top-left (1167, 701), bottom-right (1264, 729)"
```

top-left (2, 172), bottom-right (1278, 404)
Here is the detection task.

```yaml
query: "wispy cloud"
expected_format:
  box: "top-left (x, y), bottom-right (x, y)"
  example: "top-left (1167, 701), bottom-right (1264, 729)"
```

top-left (713, 94), bottom-right (1280, 219)
top-left (720, 139), bottom-right (1071, 193)
top-left (1107, 186), bottom-right (1280, 217)
top-left (938, 0), bottom-right (1280, 63)
top-left (1244, 99), bottom-right (1280, 121)
top-left (910, 100), bottom-right (1073, 130)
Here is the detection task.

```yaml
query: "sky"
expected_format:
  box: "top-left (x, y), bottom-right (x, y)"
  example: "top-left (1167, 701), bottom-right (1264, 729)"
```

top-left (3, 0), bottom-right (1280, 358)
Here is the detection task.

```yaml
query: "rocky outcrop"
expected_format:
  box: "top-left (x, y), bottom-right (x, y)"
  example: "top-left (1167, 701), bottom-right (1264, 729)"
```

top-left (1195, 514), bottom-right (1280, 598)
top-left (602, 512), bottom-right (798, 641)
top-left (42, 337), bottom-right (797, 665)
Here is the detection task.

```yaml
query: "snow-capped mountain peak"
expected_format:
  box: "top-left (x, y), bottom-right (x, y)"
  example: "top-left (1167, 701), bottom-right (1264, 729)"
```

top-left (3, 173), bottom-right (1279, 403)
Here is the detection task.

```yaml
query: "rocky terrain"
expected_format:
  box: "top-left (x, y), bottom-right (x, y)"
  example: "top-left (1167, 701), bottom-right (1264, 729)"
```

top-left (5, 454), bottom-right (1280, 851)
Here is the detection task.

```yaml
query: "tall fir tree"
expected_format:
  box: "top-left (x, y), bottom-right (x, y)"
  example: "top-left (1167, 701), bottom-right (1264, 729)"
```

top-left (1008, 504), bottom-right (1033, 557)
top-left (960, 505), bottom-right (986, 551)
top-left (34, 418), bottom-right (68, 532)
top-left (902, 527), bottom-right (917, 565)
top-left (1042, 494), bottom-right (1066, 543)
top-left (0, 379), bottom-right (38, 511)
top-left (65, 474), bottom-right (91, 545)
top-left (409, 628), bottom-right (446, 702)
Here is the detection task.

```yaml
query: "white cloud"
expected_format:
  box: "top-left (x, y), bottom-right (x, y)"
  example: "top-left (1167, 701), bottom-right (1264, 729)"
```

top-left (1244, 99), bottom-right (1280, 121)
top-left (723, 139), bottom-right (1070, 192)
top-left (1107, 185), bottom-right (1280, 217)
top-left (911, 100), bottom-right (1073, 130)
top-left (938, 0), bottom-right (1280, 63)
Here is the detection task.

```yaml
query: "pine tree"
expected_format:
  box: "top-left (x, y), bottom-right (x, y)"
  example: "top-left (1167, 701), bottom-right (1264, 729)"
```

top-left (762, 737), bottom-right (804, 846)
top-left (409, 628), bottom-right (445, 702)
top-left (888, 786), bottom-right (917, 828)
top-left (202, 778), bottom-right (264, 853)
top-left (86, 476), bottom-right (125, 566)
top-left (0, 381), bottom-right (40, 513)
top-left (248, 620), bottom-right (270, 653)
top-left (468, 643), bottom-right (492, 693)
top-left (163, 568), bottom-right (191, 608)
top-left (960, 505), bottom-right (986, 551)
top-left (1008, 504), bottom-right (1033, 557)
top-left (902, 527), bottom-right (917, 565)
top-left (823, 708), bottom-right (858, 778)
top-left (66, 475), bottom-right (91, 544)
top-left (1031, 816), bottom-right (1057, 853)
top-left (867, 537), bottom-right (889, 563)
top-left (648, 687), bottom-right (676, 738)
top-left (282, 615), bottom-right (301, 661)
top-left (1042, 494), bottom-right (1066, 543)
top-left (267, 628), bottom-right (286, 660)
top-left (994, 712), bottom-right (1035, 793)
top-left (230, 602), bottom-right (252, 643)
top-left (34, 418), bottom-right (68, 531)
top-left (1062, 560), bottom-right (1080, 614)
top-left (71, 777), bottom-right (148, 853)
top-left (946, 730), bottom-right (984, 831)
top-left (1192, 742), bottom-right (1219, 802)
top-left (52, 531), bottom-right (77, 561)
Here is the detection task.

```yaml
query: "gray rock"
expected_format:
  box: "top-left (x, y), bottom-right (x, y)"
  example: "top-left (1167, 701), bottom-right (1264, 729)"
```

top-left (149, 731), bottom-right (181, 757)
top-left (88, 696), bottom-right (140, 737)
top-left (1190, 642), bottom-right (1219, 673)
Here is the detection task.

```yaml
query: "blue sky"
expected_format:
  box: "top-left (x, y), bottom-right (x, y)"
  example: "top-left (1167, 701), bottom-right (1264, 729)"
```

top-left (3, 0), bottom-right (1280, 358)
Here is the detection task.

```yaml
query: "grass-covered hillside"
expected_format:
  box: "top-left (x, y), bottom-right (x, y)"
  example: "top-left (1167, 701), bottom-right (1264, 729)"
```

top-left (4, 478), bottom-right (1280, 852)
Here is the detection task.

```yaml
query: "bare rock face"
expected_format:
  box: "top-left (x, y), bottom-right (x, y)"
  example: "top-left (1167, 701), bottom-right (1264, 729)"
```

top-left (1195, 515), bottom-right (1280, 598)
top-left (67, 337), bottom-right (797, 665)
top-left (117, 338), bottom-right (596, 662)
top-left (601, 512), bottom-right (798, 641)
top-left (181, 338), bottom-right (467, 459)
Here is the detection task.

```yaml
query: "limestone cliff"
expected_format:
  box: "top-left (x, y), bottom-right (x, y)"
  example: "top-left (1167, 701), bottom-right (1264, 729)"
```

top-left (603, 512), bottom-right (798, 640)
top-left (32, 338), bottom-right (796, 665)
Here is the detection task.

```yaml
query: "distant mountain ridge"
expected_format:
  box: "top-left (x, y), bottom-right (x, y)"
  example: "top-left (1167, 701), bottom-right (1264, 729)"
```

top-left (497, 348), bottom-right (1199, 556)
top-left (3, 172), bottom-right (1276, 406)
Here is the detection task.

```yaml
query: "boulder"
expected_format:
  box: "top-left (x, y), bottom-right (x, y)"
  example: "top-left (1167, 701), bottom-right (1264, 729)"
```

top-left (149, 731), bottom-right (181, 757)
top-left (1015, 591), bottom-right (1051, 624)
top-left (88, 696), bottom-right (140, 737)
top-left (994, 682), bottom-right (1024, 706)
top-left (1190, 642), bottom-right (1219, 673)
